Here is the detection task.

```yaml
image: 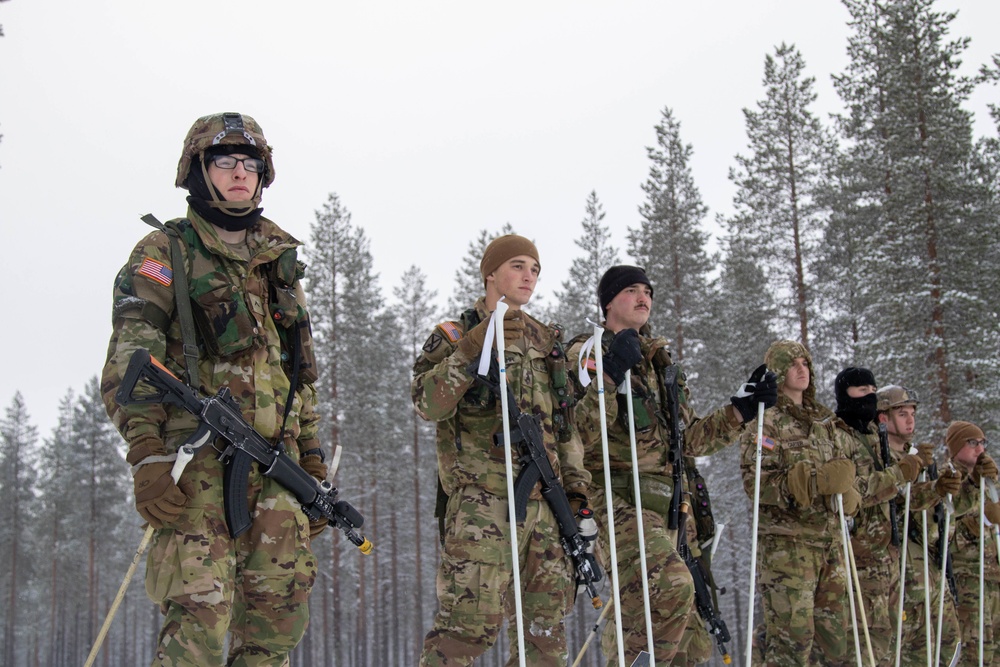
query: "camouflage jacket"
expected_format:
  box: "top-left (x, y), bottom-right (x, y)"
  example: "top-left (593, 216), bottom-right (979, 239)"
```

top-left (951, 493), bottom-right (1000, 581)
top-left (739, 394), bottom-right (845, 544)
top-left (567, 330), bottom-right (742, 481)
top-left (835, 422), bottom-right (908, 566)
top-left (101, 208), bottom-right (320, 463)
top-left (411, 298), bottom-right (590, 500)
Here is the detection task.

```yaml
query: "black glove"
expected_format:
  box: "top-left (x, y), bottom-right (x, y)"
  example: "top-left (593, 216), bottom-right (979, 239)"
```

top-left (602, 328), bottom-right (642, 386)
top-left (730, 364), bottom-right (779, 422)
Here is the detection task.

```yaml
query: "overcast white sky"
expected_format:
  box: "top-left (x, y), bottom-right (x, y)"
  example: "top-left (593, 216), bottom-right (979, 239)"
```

top-left (1, 0), bottom-right (997, 438)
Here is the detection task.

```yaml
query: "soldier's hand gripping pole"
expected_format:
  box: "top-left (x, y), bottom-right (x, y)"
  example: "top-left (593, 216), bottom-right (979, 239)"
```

top-left (475, 298), bottom-right (527, 667)
top-left (624, 369), bottom-right (656, 665)
top-left (837, 494), bottom-right (865, 667)
top-left (894, 448), bottom-right (916, 667)
top-left (744, 401), bottom-right (765, 667)
top-left (84, 415), bottom-right (202, 667)
top-left (115, 349), bottom-right (373, 554)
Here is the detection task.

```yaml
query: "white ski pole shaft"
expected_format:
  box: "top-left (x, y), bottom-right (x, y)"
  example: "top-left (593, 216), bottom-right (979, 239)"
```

top-left (922, 502), bottom-right (932, 667)
top-left (624, 370), bottom-right (655, 666)
top-left (85, 449), bottom-right (193, 667)
top-left (895, 480), bottom-right (912, 667)
top-left (838, 494), bottom-right (864, 667)
top-left (980, 476), bottom-right (985, 667)
top-left (593, 322), bottom-right (627, 667)
top-left (744, 401), bottom-right (765, 667)
top-left (844, 511), bottom-right (876, 667)
top-left (491, 300), bottom-right (527, 667)
top-left (935, 492), bottom-right (953, 667)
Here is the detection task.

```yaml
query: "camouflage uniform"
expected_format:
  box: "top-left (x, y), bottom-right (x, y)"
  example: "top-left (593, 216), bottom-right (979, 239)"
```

top-left (102, 208), bottom-right (319, 666)
top-left (951, 493), bottom-right (1000, 666)
top-left (895, 463), bottom-right (973, 666)
top-left (739, 341), bottom-right (851, 667)
top-left (568, 330), bottom-right (743, 665)
top-left (412, 298), bottom-right (590, 667)
top-left (834, 422), bottom-right (912, 666)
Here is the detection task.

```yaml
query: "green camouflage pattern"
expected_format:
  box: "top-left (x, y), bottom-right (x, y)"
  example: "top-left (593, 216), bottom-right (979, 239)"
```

top-left (566, 331), bottom-right (744, 665)
top-left (175, 112), bottom-right (275, 189)
top-left (102, 208), bottom-right (320, 665)
top-left (755, 535), bottom-right (851, 666)
top-left (412, 298), bottom-right (588, 665)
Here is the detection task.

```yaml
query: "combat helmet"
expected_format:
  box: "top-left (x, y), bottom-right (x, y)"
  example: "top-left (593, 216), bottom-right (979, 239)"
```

top-left (764, 339), bottom-right (816, 401)
top-left (876, 385), bottom-right (919, 413)
top-left (175, 112), bottom-right (275, 190)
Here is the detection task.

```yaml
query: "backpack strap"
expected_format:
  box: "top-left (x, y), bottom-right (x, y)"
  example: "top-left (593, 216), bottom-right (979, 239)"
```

top-left (141, 213), bottom-right (200, 389)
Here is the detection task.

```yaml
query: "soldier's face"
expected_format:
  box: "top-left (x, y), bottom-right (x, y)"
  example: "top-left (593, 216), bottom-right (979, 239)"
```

top-left (782, 357), bottom-right (811, 394)
top-left (604, 283), bottom-right (652, 333)
top-left (486, 255), bottom-right (539, 308)
top-left (883, 406), bottom-right (916, 438)
top-left (953, 438), bottom-right (985, 472)
top-left (207, 153), bottom-right (260, 202)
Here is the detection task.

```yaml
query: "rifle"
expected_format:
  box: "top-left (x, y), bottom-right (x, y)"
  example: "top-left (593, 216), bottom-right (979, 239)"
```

top-left (877, 424), bottom-right (901, 547)
top-left (677, 499), bottom-right (732, 663)
top-left (661, 365), bottom-right (684, 531)
top-left (471, 356), bottom-right (603, 609)
top-left (927, 463), bottom-right (957, 600)
top-left (116, 349), bottom-right (372, 554)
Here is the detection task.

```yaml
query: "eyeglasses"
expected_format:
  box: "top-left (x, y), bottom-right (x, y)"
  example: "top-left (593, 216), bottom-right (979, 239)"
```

top-left (965, 438), bottom-right (988, 449)
top-left (208, 154), bottom-right (265, 174)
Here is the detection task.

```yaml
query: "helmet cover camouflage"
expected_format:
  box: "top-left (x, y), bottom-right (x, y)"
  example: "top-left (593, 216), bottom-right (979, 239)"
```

top-left (876, 384), bottom-right (919, 412)
top-left (764, 339), bottom-right (816, 400)
top-left (175, 112), bottom-right (275, 189)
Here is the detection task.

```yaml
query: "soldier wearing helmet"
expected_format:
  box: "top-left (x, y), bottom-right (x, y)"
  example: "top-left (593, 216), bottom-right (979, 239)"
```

top-left (739, 340), bottom-right (859, 666)
top-left (102, 113), bottom-right (324, 665)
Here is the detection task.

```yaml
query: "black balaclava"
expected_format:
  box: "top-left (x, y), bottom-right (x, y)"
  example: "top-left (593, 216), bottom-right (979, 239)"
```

top-left (186, 144), bottom-right (264, 231)
top-left (598, 265), bottom-right (653, 316)
top-left (835, 366), bottom-right (879, 432)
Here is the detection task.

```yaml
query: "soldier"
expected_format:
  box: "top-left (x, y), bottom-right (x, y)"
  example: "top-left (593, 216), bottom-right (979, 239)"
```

top-left (739, 340), bottom-right (859, 666)
top-left (831, 369), bottom-right (930, 666)
top-left (566, 265), bottom-right (777, 665)
top-left (102, 112), bottom-right (325, 666)
top-left (876, 386), bottom-right (964, 666)
top-left (944, 420), bottom-right (1000, 666)
top-left (411, 234), bottom-right (591, 666)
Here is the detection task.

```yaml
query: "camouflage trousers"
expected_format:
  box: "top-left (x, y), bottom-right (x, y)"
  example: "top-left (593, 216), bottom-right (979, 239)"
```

top-left (953, 571), bottom-right (1000, 666)
top-left (593, 488), bottom-right (695, 666)
top-left (419, 485), bottom-right (573, 667)
top-left (854, 555), bottom-right (896, 667)
top-left (144, 449), bottom-right (316, 666)
top-left (756, 534), bottom-right (851, 666)
top-left (669, 608), bottom-right (713, 666)
top-left (896, 538), bottom-right (960, 667)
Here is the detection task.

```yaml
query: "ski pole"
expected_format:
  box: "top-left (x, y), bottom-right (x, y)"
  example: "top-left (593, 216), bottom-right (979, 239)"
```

top-left (895, 468), bottom-right (913, 667)
top-left (744, 401), bottom-right (765, 667)
top-left (837, 494), bottom-right (864, 666)
top-left (935, 476), bottom-right (954, 667)
top-left (624, 369), bottom-right (655, 666)
top-left (572, 597), bottom-right (615, 667)
top-left (477, 297), bottom-right (527, 667)
top-left (843, 505), bottom-right (876, 666)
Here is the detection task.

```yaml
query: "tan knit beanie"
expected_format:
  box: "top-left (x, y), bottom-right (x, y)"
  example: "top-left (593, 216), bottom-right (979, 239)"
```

top-left (946, 420), bottom-right (985, 459)
top-left (480, 234), bottom-right (540, 285)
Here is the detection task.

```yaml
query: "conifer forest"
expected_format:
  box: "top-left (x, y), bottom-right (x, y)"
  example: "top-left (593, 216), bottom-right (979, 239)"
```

top-left (2, 1), bottom-right (999, 665)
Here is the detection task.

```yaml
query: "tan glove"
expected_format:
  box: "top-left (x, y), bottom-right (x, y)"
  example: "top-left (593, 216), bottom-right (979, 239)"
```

top-left (299, 452), bottom-right (329, 539)
top-left (815, 459), bottom-right (856, 496)
top-left (974, 453), bottom-right (999, 483)
top-left (456, 309), bottom-right (526, 358)
top-left (897, 454), bottom-right (923, 484)
top-left (840, 487), bottom-right (862, 516)
top-left (985, 501), bottom-right (1000, 527)
top-left (934, 469), bottom-right (962, 498)
top-left (129, 445), bottom-right (187, 529)
top-left (916, 443), bottom-right (936, 468)
top-left (786, 461), bottom-right (815, 507)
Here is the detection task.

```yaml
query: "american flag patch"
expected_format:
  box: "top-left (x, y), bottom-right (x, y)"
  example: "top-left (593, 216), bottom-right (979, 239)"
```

top-left (761, 436), bottom-right (776, 450)
top-left (438, 321), bottom-right (462, 343)
top-left (138, 257), bottom-right (173, 287)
